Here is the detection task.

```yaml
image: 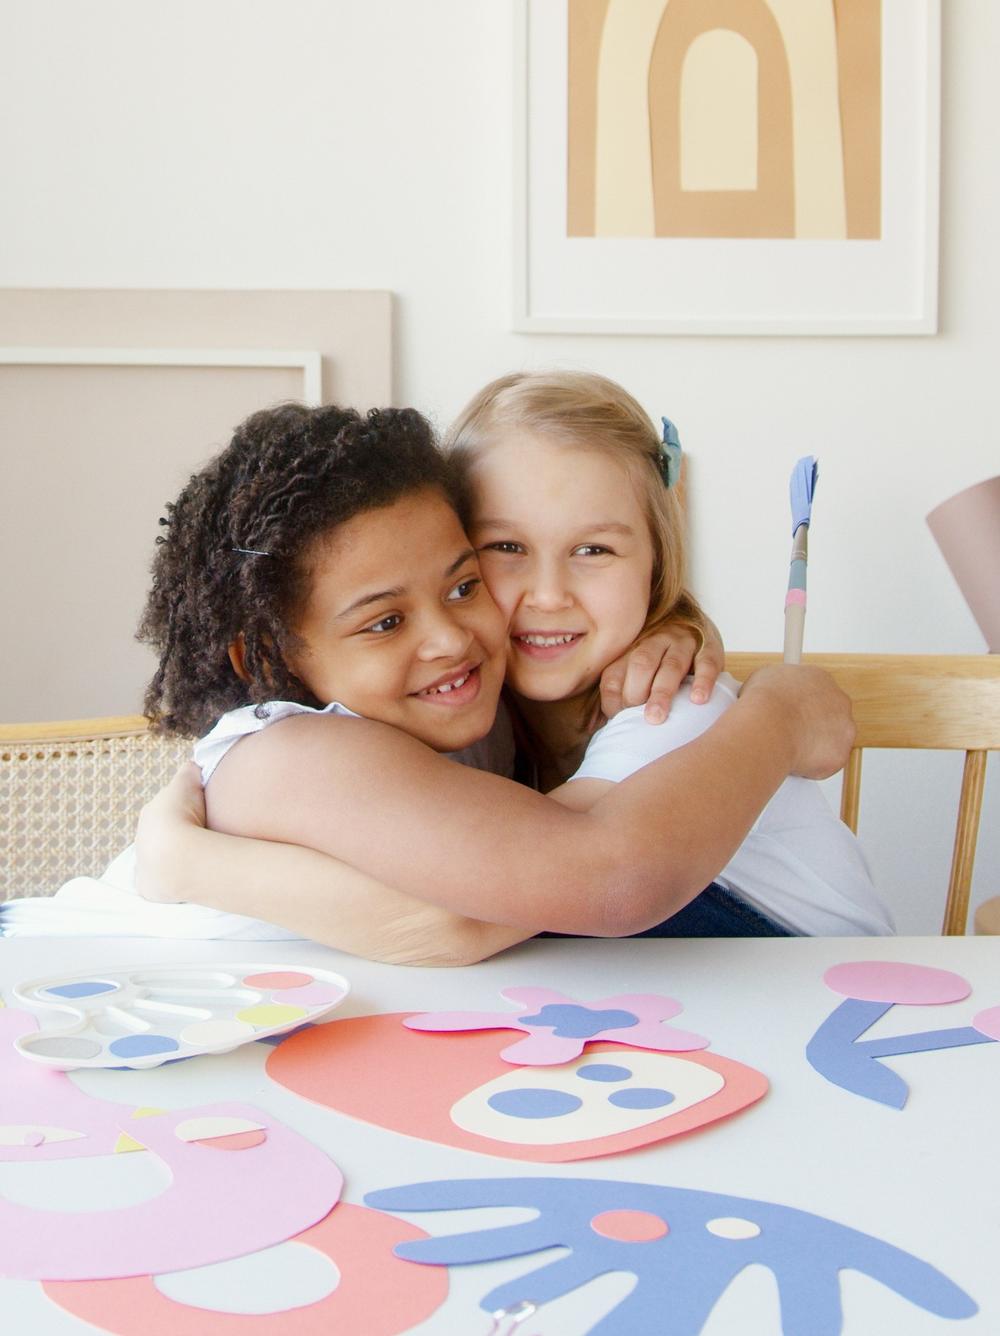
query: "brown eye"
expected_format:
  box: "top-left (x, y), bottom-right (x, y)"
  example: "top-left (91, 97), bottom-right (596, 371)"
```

top-left (447, 577), bottom-right (481, 602)
top-left (367, 614), bottom-right (402, 634)
top-left (481, 541), bottom-right (523, 555)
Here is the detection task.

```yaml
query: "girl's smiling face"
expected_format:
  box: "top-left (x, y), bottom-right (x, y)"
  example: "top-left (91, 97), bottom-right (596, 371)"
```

top-left (284, 488), bottom-right (507, 752)
top-left (469, 435), bottom-right (655, 704)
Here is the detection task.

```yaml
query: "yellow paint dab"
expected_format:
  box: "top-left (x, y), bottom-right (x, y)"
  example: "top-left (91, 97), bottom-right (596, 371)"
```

top-left (235, 1004), bottom-right (307, 1028)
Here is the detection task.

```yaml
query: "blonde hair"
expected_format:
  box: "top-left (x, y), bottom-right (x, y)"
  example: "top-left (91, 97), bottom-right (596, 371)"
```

top-left (445, 370), bottom-right (706, 654)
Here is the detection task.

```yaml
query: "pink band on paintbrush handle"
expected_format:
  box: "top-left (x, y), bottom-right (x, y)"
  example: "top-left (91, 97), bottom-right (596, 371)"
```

top-left (785, 589), bottom-right (807, 608)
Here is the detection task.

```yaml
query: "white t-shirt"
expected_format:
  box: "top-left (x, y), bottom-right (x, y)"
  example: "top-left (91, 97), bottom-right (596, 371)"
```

top-left (194, 697), bottom-right (516, 786)
top-left (570, 674), bottom-right (894, 937)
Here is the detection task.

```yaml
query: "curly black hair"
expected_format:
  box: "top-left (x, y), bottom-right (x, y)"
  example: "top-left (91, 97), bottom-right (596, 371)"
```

top-left (138, 402), bottom-right (456, 737)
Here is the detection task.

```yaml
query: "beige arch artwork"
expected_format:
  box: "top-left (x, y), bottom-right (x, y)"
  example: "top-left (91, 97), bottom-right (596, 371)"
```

top-left (566, 0), bottom-right (881, 240)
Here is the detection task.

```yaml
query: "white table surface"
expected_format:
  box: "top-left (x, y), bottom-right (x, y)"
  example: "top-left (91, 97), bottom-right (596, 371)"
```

top-left (2, 933), bottom-right (998, 1335)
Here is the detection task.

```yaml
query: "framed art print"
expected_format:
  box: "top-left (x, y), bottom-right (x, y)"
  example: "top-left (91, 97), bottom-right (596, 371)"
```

top-left (513, 0), bottom-right (940, 334)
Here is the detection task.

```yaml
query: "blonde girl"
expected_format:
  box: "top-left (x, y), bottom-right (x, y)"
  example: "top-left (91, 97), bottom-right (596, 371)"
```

top-left (443, 372), bottom-right (891, 938)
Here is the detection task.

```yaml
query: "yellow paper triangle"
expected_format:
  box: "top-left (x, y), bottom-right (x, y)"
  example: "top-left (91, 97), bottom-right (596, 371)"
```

top-left (131, 1106), bottom-right (166, 1119)
top-left (114, 1132), bottom-right (146, 1154)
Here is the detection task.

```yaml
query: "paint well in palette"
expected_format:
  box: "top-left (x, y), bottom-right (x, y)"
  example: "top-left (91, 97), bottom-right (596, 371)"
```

top-left (44, 981), bottom-right (119, 1000)
top-left (236, 1004), bottom-right (309, 1027)
top-left (108, 1035), bottom-right (180, 1060)
top-left (277, 982), bottom-right (346, 1007)
top-left (178, 1018), bottom-right (256, 1047)
top-left (13, 963), bottom-right (350, 1071)
top-left (242, 971), bottom-right (314, 990)
top-left (27, 1037), bottom-right (104, 1060)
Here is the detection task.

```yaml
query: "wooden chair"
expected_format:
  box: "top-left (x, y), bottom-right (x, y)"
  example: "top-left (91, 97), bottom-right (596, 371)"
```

top-left (727, 654), bottom-right (1000, 935)
top-left (1, 717), bottom-right (193, 901)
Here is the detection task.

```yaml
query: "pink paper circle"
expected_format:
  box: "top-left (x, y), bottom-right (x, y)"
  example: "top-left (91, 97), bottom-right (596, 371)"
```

top-left (823, 961), bottom-right (971, 1005)
top-left (242, 971), bottom-right (314, 990)
top-left (971, 1006), bottom-right (1000, 1041)
top-left (590, 1209), bottom-right (669, 1243)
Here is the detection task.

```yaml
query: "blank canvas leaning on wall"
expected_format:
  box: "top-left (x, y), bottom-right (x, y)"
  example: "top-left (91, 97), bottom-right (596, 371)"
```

top-left (0, 290), bottom-right (392, 724)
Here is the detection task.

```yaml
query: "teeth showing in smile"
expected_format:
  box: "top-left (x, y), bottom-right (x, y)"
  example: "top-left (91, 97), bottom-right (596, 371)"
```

top-left (518, 634), bottom-right (577, 647)
top-left (421, 672), bottom-right (470, 696)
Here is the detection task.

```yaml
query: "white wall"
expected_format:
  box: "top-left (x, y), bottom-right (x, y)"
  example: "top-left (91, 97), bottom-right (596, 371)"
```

top-left (2, 0), bottom-right (996, 932)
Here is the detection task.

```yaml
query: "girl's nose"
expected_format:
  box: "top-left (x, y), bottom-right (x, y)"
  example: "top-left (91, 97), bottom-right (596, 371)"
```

top-left (418, 610), bottom-right (475, 661)
top-left (524, 562), bottom-right (573, 613)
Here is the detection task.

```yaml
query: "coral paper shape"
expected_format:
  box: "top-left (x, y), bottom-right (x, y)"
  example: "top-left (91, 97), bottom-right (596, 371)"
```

top-left (44, 1201), bottom-right (447, 1336)
top-left (267, 1013), bottom-right (765, 1163)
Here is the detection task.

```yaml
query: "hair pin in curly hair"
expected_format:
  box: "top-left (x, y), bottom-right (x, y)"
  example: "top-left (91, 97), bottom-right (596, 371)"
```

top-left (231, 546), bottom-right (272, 557)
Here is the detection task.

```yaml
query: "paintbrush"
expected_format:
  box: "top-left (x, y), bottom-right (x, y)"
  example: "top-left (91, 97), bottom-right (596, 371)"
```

top-left (783, 456), bottom-right (819, 664)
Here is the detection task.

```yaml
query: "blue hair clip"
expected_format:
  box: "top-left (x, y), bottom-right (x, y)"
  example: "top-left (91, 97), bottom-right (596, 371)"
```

top-left (659, 416), bottom-right (682, 489)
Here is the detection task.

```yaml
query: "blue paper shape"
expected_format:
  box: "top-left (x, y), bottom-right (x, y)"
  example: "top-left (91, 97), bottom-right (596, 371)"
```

top-left (517, 1004), bottom-right (639, 1038)
top-left (365, 1178), bottom-right (976, 1336)
top-left (577, 1063), bottom-right (633, 1083)
top-left (487, 1088), bottom-right (583, 1119)
top-left (806, 998), bottom-right (996, 1109)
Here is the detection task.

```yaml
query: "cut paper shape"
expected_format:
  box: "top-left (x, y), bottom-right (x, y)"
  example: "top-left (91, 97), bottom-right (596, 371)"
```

top-left (0, 1008), bottom-right (342, 1280)
top-left (12, 961), bottom-right (349, 1070)
top-left (450, 1048), bottom-right (721, 1148)
top-left (365, 1178), bottom-right (977, 1335)
top-left (972, 1006), bottom-right (1000, 1041)
top-left (807, 962), bottom-right (998, 1109)
top-left (823, 961), bottom-right (972, 1006)
top-left (44, 1201), bottom-right (448, 1335)
top-left (114, 1133), bottom-right (147, 1155)
top-left (266, 1014), bottom-right (766, 1163)
top-left (405, 987), bottom-right (709, 1065)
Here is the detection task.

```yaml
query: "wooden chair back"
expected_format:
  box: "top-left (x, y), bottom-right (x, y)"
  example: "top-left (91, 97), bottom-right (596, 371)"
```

top-left (1, 716), bottom-right (193, 901)
top-left (727, 654), bottom-right (1000, 934)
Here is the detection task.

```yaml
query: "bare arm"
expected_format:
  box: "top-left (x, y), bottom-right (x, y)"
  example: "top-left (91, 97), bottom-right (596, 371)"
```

top-left (199, 665), bottom-right (853, 937)
top-left (136, 765), bottom-right (531, 966)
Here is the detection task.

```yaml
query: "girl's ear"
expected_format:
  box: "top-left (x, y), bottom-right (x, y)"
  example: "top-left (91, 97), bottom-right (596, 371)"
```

top-left (228, 633), bottom-right (250, 683)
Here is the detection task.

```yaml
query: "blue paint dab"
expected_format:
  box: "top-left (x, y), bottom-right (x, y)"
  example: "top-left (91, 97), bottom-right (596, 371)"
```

top-left (518, 1004), bottom-right (639, 1038)
top-left (46, 980), bottom-right (118, 999)
top-left (488, 1088), bottom-right (584, 1119)
top-left (108, 1034), bottom-right (179, 1059)
top-left (608, 1087), bottom-right (675, 1110)
top-left (577, 1063), bottom-right (632, 1083)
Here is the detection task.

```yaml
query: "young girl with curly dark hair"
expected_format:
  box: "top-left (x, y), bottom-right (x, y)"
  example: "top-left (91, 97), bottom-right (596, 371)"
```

top-left (138, 401), bottom-right (508, 757)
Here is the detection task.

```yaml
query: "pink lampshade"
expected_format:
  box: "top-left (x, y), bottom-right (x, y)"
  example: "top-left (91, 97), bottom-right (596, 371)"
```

top-left (926, 475), bottom-right (1000, 652)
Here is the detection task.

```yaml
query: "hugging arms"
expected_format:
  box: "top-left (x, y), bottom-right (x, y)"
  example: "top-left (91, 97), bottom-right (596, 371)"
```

top-left (137, 650), bottom-right (855, 964)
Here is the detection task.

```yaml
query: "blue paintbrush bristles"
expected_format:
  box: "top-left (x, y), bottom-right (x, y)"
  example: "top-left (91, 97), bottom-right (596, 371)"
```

top-left (790, 456), bottom-right (819, 533)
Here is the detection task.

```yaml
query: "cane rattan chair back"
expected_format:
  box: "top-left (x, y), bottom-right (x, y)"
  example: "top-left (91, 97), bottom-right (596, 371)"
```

top-left (727, 653), bottom-right (1000, 935)
top-left (1, 716), bottom-right (193, 901)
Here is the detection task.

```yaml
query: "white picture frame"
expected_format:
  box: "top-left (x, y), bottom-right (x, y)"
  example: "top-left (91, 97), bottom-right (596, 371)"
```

top-left (513, 0), bottom-right (940, 335)
top-left (0, 347), bottom-right (323, 404)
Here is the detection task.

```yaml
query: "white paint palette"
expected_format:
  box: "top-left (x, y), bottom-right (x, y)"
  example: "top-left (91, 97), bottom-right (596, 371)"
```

top-left (11, 963), bottom-right (350, 1070)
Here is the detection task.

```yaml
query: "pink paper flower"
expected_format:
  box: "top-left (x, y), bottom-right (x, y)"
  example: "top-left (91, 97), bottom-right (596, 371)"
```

top-left (404, 987), bottom-right (709, 1066)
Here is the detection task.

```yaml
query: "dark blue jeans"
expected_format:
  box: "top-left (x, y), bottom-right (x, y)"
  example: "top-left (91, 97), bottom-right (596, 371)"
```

top-left (542, 883), bottom-right (796, 940)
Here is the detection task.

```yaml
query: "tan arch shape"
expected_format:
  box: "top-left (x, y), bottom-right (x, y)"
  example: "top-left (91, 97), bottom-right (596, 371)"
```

top-left (649, 0), bottom-right (795, 238)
